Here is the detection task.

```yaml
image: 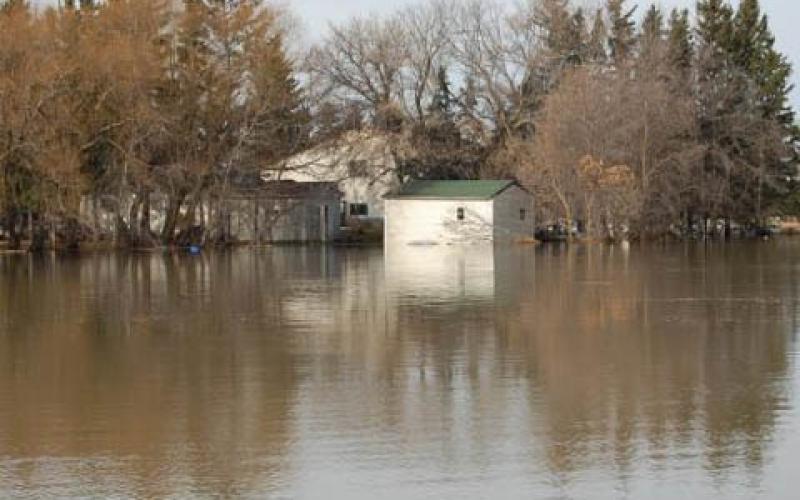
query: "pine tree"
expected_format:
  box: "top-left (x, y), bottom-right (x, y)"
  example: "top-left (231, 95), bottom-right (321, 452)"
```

top-left (639, 4), bottom-right (664, 61)
top-left (730, 0), bottom-right (767, 70)
top-left (567, 8), bottom-right (589, 64)
top-left (730, 0), bottom-right (794, 125)
top-left (606, 0), bottom-right (636, 63)
top-left (536, 0), bottom-right (572, 57)
top-left (696, 0), bottom-right (733, 52)
top-left (587, 8), bottom-right (607, 64)
top-left (728, 0), bottom-right (797, 211)
top-left (667, 8), bottom-right (692, 73)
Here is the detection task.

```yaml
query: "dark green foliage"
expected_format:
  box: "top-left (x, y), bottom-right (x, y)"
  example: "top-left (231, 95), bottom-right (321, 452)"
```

top-left (399, 67), bottom-right (484, 181)
top-left (696, 0), bottom-right (734, 51)
top-left (691, 0), bottom-right (796, 219)
top-left (667, 8), bottom-right (692, 72)
top-left (587, 9), bottom-right (607, 63)
top-left (640, 5), bottom-right (663, 45)
top-left (606, 0), bottom-right (637, 62)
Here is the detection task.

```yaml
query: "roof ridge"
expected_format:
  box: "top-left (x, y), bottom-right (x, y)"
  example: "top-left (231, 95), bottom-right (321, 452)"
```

top-left (389, 179), bottom-right (517, 200)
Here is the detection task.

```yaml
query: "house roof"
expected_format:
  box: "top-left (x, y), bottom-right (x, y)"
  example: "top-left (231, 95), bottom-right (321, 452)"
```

top-left (386, 180), bottom-right (518, 200)
top-left (228, 177), bottom-right (341, 200)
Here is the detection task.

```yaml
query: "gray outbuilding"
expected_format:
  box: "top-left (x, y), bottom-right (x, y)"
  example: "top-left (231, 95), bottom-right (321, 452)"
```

top-left (226, 179), bottom-right (342, 244)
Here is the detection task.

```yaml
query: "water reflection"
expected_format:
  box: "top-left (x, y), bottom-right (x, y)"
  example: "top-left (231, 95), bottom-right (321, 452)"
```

top-left (0, 241), bottom-right (798, 498)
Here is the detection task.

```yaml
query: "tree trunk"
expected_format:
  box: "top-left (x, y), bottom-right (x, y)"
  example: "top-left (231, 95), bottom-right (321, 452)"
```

top-left (176, 188), bottom-right (203, 239)
top-left (48, 218), bottom-right (56, 251)
top-left (584, 193), bottom-right (595, 240)
top-left (140, 191), bottom-right (151, 234)
top-left (161, 194), bottom-right (185, 244)
top-left (129, 193), bottom-right (143, 240)
top-left (29, 220), bottom-right (48, 253)
top-left (92, 196), bottom-right (100, 244)
top-left (7, 210), bottom-right (20, 250)
top-left (253, 199), bottom-right (259, 245)
top-left (62, 217), bottom-right (82, 251)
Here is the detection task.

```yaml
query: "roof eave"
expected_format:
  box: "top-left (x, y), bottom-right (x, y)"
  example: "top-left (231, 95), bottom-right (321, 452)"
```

top-left (384, 195), bottom-right (496, 201)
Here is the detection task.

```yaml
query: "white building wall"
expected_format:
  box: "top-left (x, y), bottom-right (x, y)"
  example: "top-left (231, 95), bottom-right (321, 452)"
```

top-left (384, 199), bottom-right (494, 246)
top-left (492, 186), bottom-right (535, 242)
top-left (270, 168), bottom-right (397, 220)
top-left (264, 133), bottom-right (400, 221)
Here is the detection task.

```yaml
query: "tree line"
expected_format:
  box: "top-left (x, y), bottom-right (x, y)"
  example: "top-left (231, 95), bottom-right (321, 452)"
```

top-left (1, 0), bottom-right (305, 249)
top-left (1, 0), bottom-right (798, 249)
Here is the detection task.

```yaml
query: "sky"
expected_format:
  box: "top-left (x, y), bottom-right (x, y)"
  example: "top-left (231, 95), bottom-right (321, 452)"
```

top-left (30, 0), bottom-right (800, 111)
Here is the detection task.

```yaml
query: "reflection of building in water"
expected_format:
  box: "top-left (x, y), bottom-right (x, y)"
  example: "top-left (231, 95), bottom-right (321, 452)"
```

top-left (384, 244), bottom-right (496, 303)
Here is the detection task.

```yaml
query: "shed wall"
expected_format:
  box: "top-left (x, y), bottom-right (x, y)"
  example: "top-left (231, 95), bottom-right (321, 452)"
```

top-left (230, 198), bottom-right (340, 243)
top-left (384, 199), bottom-right (494, 245)
top-left (492, 186), bottom-right (535, 242)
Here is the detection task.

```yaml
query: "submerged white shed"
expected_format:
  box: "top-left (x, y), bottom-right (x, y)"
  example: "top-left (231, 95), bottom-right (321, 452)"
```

top-left (384, 180), bottom-right (534, 245)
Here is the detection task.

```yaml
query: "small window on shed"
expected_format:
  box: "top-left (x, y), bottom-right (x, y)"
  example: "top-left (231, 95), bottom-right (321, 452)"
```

top-left (349, 203), bottom-right (368, 216)
top-left (457, 207), bottom-right (465, 221)
top-left (520, 209), bottom-right (527, 221)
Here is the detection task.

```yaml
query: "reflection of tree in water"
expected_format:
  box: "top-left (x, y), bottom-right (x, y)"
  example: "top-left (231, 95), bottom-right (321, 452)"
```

top-left (500, 242), bottom-right (797, 482)
top-left (293, 242), bottom-right (796, 489)
top-left (0, 252), bottom-right (301, 497)
top-left (1, 242), bottom-right (797, 496)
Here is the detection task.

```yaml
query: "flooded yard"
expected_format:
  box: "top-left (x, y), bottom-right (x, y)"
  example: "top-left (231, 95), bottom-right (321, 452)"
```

top-left (1, 240), bottom-right (799, 499)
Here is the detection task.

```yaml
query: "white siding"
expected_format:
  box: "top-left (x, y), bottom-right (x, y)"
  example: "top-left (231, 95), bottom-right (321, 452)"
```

top-left (492, 186), bottom-right (535, 242)
top-left (384, 185), bottom-right (535, 246)
top-left (274, 169), bottom-right (396, 220)
top-left (384, 199), bottom-right (494, 245)
top-left (265, 133), bottom-right (400, 221)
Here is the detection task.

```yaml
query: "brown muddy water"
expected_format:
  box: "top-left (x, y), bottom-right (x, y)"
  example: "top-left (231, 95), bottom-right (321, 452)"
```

top-left (1, 240), bottom-right (799, 499)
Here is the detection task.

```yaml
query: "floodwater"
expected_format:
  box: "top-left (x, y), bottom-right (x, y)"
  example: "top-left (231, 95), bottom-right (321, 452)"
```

top-left (0, 240), bottom-right (799, 499)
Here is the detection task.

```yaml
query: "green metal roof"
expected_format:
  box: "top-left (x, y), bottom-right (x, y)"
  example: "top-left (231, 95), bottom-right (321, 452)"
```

top-left (388, 180), bottom-right (517, 200)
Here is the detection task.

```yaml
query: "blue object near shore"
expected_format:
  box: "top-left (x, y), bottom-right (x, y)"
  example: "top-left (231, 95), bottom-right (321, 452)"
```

top-left (188, 245), bottom-right (201, 255)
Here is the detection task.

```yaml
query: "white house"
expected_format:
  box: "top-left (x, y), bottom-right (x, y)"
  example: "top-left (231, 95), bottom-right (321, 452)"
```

top-left (262, 132), bottom-right (399, 227)
top-left (384, 180), bottom-right (535, 245)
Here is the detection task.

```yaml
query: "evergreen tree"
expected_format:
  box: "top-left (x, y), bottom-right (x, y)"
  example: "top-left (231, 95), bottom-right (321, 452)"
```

top-left (606, 0), bottom-right (636, 63)
top-left (696, 0), bottom-right (733, 52)
top-left (729, 0), bottom-right (797, 211)
top-left (536, 0), bottom-right (572, 58)
top-left (567, 8), bottom-right (589, 64)
top-left (587, 8), bottom-right (607, 64)
top-left (639, 4), bottom-right (664, 62)
top-left (730, 0), bottom-right (794, 125)
top-left (667, 8), bottom-right (692, 73)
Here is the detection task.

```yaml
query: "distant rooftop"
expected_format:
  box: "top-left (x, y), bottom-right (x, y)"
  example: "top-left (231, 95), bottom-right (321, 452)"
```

top-left (387, 180), bottom-right (517, 200)
top-left (228, 175), bottom-right (341, 200)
